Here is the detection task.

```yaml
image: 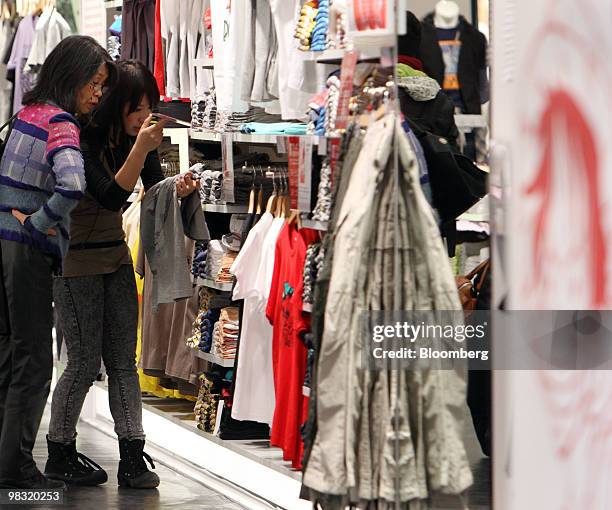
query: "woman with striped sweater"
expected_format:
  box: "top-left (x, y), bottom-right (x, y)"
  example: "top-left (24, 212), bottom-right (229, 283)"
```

top-left (0, 35), bottom-right (115, 491)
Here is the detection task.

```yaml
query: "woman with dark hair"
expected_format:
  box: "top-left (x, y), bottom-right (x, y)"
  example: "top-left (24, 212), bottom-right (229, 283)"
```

top-left (44, 59), bottom-right (197, 489)
top-left (0, 35), bottom-right (114, 491)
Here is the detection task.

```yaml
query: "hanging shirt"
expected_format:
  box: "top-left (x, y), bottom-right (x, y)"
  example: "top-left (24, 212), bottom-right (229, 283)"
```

top-left (268, 0), bottom-right (324, 120)
top-left (210, 0), bottom-right (249, 113)
top-left (231, 212), bottom-right (280, 425)
top-left (436, 27), bottom-right (464, 110)
top-left (265, 222), bottom-right (318, 468)
top-left (25, 6), bottom-right (71, 74)
top-left (7, 15), bottom-right (37, 113)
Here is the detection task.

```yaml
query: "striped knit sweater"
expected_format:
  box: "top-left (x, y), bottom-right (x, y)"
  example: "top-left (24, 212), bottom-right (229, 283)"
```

top-left (0, 103), bottom-right (86, 260)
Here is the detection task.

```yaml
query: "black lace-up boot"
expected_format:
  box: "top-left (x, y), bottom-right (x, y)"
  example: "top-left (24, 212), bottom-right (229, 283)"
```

top-left (117, 439), bottom-right (160, 489)
top-left (45, 436), bottom-right (108, 486)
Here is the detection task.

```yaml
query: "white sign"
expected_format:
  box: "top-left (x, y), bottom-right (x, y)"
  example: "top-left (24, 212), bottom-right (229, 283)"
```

top-left (492, 1), bottom-right (612, 508)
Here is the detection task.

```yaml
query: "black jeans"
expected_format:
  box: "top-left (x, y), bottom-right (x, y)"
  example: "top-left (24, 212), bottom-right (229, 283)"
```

top-left (0, 240), bottom-right (54, 483)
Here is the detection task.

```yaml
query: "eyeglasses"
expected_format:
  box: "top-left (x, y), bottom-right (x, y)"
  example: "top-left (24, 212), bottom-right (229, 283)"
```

top-left (87, 81), bottom-right (106, 94)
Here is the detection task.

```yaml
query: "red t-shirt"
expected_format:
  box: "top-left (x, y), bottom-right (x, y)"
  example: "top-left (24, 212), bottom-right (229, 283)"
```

top-left (265, 223), bottom-right (318, 469)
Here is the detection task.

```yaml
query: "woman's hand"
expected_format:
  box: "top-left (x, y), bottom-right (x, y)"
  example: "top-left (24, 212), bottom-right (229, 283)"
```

top-left (12, 209), bottom-right (56, 236)
top-left (176, 172), bottom-right (199, 198)
top-left (134, 115), bottom-right (168, 154)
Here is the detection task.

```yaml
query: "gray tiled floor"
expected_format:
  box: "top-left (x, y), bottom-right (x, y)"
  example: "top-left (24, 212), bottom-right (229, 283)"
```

top-left (1, 407), bottom-right (245, 510)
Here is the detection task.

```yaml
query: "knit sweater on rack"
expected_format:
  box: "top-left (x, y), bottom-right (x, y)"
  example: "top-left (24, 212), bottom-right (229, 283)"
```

top-left (0, 103), bottom-right (85, 260)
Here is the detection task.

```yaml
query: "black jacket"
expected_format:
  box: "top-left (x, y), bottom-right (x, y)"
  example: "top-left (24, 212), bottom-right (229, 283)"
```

top-left (420, 14), bottom-right (487, 114)
top-left (398, 87), bottom-right (459, 146)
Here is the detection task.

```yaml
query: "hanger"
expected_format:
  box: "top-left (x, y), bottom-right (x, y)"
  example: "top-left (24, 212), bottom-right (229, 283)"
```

top-left (246, 163), bottom-right (256, 215)
top-left (274, 170), bottom-right (284, 218)
top-left (266, 167), bottom-right (277, 215)
top-left (282, 170), bottom-right (291, 219)
top-left (256, 166), bottom-right (264, 215)
top-left (287, 209), bottom-right (302, 229)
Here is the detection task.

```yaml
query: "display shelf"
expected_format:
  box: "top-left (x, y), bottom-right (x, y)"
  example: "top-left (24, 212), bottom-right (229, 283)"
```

top-left (202, 203), bottom-right (249, 214)
top-left (104, 0), bottom-right (122, 8)
top-left (301, 218), bottom-right (328, 232)
top-left (299, 48), bottom-right (381, 64)
top-left (190, 130), bottom-right (321, 145)
top-left (193, 349), bottom-right (235, 368)
top-left (193, 276), bottom-right (234, 292)
top-left (193, 58), bottom-right (214, 68)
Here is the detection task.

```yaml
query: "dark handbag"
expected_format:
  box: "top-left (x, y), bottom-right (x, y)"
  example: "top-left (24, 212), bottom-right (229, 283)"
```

top-left (0, 113), bottom-right (17, 160)
top-left (408, 120), bottom-right (488, 222)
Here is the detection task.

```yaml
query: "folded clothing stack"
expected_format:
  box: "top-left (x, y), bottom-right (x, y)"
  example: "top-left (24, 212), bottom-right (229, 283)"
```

top-left (211, 307), bottom-right (240, 360)
top-left (108, 36), bottom-right (121, 61)
top-left (204, 240), bottom-right (225, 280)
top-left (194, 374), bottom-right (219, 433)
top-left (295, 1), bottom-right (318, 51)
top-left (214, 107), bottom-right (284, 133)
top-left (192, 240), bottom-right (208, 279)
top-left (199, 170), bottom-right (223, 204)
top-left (188, 287), bottom-right (229, 350)
top-left (324, 75), bottom-right (340, 135)
top-left (302, 242), bottom-right (325, 307)
top-left (239, 122), bottom-right (308, 135)
top-left (311, 157), bottom-right (332, 221)
top-left (216, 251), bottom-right (238, 283)
top-left (199, 308), bottom-right (221, 353)
top-left (191, 89), bottom-right (217, 131)
top-left (311, 0), bottom-right (330, 51)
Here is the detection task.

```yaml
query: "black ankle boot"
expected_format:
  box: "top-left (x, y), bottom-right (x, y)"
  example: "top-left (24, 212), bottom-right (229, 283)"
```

top-left (117, 439), bottom-right (160, 489)
top-left (45, 436), bottom-right (108, 486)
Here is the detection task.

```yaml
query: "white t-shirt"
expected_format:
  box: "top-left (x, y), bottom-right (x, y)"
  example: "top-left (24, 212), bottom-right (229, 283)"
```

top-left (210, 0), bottom-right (249, 113)
top-left (231, 214), bottom-right (285, 424)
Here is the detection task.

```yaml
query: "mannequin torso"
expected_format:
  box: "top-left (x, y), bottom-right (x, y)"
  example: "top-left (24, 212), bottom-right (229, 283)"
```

top-left (434, 0), bottom-right (460, 29)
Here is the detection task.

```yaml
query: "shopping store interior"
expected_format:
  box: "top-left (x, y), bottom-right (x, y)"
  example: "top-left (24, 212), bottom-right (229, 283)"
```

top-left (4, 0), bottom-right (601, 508)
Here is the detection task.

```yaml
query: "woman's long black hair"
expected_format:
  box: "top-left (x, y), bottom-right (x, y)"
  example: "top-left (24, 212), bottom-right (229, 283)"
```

top-left (88, 59), bottom-right (160, 145)
top-left (23, 35), bottom-right (116, 114)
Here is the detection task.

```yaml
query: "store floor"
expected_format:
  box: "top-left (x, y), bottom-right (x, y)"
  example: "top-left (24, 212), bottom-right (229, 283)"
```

top-left (12, 403), bottom-right (491, 510)
top-left (8, 406), bottom-right (245, 510)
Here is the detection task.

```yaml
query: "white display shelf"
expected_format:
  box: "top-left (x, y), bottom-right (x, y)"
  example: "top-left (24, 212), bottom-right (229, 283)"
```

top-left (202, 203), bottom-right (249, 214)
top-left (193, 58), bottom-right (214, 68)
top-left (193, 276), bottom-right (234, 292)
top-left (105, 0), bottom-right (122, 8)
top-left (299, 48), bottom-right (381, 64)
top-left (301, 218), bottom-right (328, 232)
top-left (193, 349), bottom-right (235, 368)
top-left (190, 130), bottom-right (321, 145)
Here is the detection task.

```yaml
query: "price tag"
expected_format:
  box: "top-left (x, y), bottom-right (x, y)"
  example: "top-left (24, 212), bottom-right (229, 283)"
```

top-left (335, 50), bottom-right (358, 131)
top-left (317, 136), bottom-right (327, 156)
top-left (328, 137), bottom-right (342, 186)
top-left (288, 137), bottom-right (300, 209)
top-left (276, 136), bottom-right (287, 154)
top-left (221, 134), bottom-right (234, 203)
top-left (298, 137), bottom-right (313, 212)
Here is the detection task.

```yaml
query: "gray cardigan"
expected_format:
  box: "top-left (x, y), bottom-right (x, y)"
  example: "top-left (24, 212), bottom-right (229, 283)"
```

top-left (140, 177), bottom-right (209, 312)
